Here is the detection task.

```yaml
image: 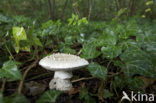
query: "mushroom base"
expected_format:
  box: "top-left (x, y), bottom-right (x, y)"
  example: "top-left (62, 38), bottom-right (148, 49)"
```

top-left (49, 78), bottom-right (72, 91)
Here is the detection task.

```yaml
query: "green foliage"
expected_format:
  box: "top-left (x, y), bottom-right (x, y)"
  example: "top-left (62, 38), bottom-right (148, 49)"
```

top-left (87, 62), bottom-right (107, 80)
top-left (68, 14), bottom-right (88, 26)
top-left (79, 88), bottom-right (96, 103)
top-left (103, 89), bottom-right (113, 99)
top-left (12, 26), bottom-right (30, 53)
top-left (120, 46), bottom-right (155, 77)
top-left (3, 94), bottom-right (29, 103)
top-left (113, 76), bottom-right (144, 90)
top-left (36, 90), bottom-right (61, 103)
top-left (101, 45), bottom-right (121, 59)
top-left (81, 40), bottom-right (101, 59)
top-left (0, 60), bottom-right (22, 81)
top-left (0, 11), bottom-right (156, 102)
top-left (146, 0), bottom-right (153, 6)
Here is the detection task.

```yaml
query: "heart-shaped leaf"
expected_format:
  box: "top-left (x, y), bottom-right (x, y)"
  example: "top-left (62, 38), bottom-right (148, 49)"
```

top-left (87, 62), bottom-right (107, 80)
top-left (36, 90), bottom-right (61, 103)
top-left (101, 45), bottom-right (121, 59)
top-left (12, 27), bottom-right (30, 53)
top-left (0, 60), bottom-right (22, 81)
top-left (81, 41), bottom-right (101, 59)
top-left (3, 94), bottom-right (29, 103)
top-left (120, 46), bottom-right (156, 77)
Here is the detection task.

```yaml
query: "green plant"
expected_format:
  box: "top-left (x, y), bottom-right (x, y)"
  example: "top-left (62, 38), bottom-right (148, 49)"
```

top-left (0, 13), bottom-right (156, 102)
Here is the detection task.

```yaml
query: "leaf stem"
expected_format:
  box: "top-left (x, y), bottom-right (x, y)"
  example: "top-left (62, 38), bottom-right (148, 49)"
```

top-left (5, 44), bottom-right (15, 60)
top-left (1, 78), bottom-right (6, 93)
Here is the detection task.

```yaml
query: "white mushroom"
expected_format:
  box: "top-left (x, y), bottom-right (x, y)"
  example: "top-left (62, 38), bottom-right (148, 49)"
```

top-left (39, 53), bottom-right (89, 91)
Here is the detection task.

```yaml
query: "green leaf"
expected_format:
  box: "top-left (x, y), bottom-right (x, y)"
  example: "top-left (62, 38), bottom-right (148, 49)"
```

top-left (84, 95), bottom-right (96, 103)
top-left (113, 76), bottom-right (144, 90)
top-left (120, 46), bottom-right (156, 77)
top-left (97, 30), bottom-right (117, 46)
top-left (125, 77), bottom-right (144, 90)
top-left (79, 88), bottom-right (96, 103)
top-left (79, 88), bottom-right (88, 99)
top-left (64, 36), bottom-right (75, 45)
top-left (87, 62), bottom-right (107, 80)
top-left (81, 41), bottom-right (101, 59)
top-left (0, 60), bottom-right (22, 81)
top-left (103, 89), bottom-right (113, 99)
top-left (36, 90), bottom-right (61, 103)
top-left (3, 94), bottom-right (29, 103)
top-left (62, 47), bottom-right (76, 54)
top-left (12, 26), bottom-right (30, 53)
top-left (33, 37), bottom-right (43, 47)
top-left (0, 14), bottom-right (10, 23)
top-left (42, 20), bottom-right (53, 29)
top-left (117, 8), bottom-right (127, 17)
top-left (146, 1), bottom-right (153, 6)
top-left (101, 45), bottom-right (121, 59)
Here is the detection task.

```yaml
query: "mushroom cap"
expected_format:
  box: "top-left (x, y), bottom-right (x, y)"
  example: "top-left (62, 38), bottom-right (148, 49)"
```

top-left (39, 53), bottom-right (89, 71)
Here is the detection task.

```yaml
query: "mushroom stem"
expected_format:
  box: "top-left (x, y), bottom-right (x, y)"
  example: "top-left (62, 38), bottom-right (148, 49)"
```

top-left (49, 71), bottom-right (73, 91)
top-left (54, 71), bottom-right (73, 79)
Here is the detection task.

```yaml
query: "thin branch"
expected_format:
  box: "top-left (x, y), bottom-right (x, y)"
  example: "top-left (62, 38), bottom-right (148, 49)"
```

top-left (5, 44), bottom-right (15, 60)
top-left (98, 80), bottom-right (104, 101)
top-left (18, 59), bottom-right (38, 94)
top-left (18, 47), bottom-right (39, 94)
top-left (107, 71), bottom-right (122, 78)
top-left (71, 77), bottom-right (95, 83)
top-left (1, 78), bottom-right (6, 92)
top-left (106, 60), bottom-right (112, 70)
top-left (88, 0), bottom-right (92, 21)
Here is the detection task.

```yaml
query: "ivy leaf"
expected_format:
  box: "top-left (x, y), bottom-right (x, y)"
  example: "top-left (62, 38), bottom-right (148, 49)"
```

top-left (0, 60), bottom-right (22, 81)
top-left (81, 41), bottom-right (101, 59)
top-left (125, 77), bottom-right (144, 90)
top-left (87, 62), bottom-right (107, 80)
top-left (79, 88), bottom-right (88, 99)
top-left (33, 36), bottom-right (43, 47)
top-left (113, 76), bottom-right (144, 90)
top-left (117, 8), bottom-right (127, 17)
top-left (62, 47), bottom-right (76, 54)
top-left (41, 20), bottom-right (53, 29)
top-left (0, 14), bottom-right (10, 23)
top-left (12, 26), bottom-right (30, 53)
top-left (3, 94), bottom-right (29, 103)
top-left (79, 88), bottom-right (96, 103)
top-left (101, 45), bottom-right (121, 59)
top-left (84, 95), bottom-right (96, 103)
top-left (103, 89), bottom-right (113, 99)
top-left (36, 90), bottom-right (61, 103)
top-left (120, 46), bottom-right (156, 77)
top-left (97, 32), bottom-right (117, 46)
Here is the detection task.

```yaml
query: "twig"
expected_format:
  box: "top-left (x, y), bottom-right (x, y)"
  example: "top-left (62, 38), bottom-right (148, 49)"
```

top-left (108, 71), bottom-right (122, 78)
top-left (18, 47), bottom-right (39, 94)
top-left (1, 78), bottom-right (6, 92)
top-left (88, 0), bottom-right (92, 21)
top-left (71, 77), bottom-right (95, 83)
top-left (18, 59), bottom-right (38, 94)
top-left (98, 79), bottom-right (104, 101)
top-left (106, 60), bottom-right (112, 69)
top-left (5, 44), bottom-right (15, 60)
